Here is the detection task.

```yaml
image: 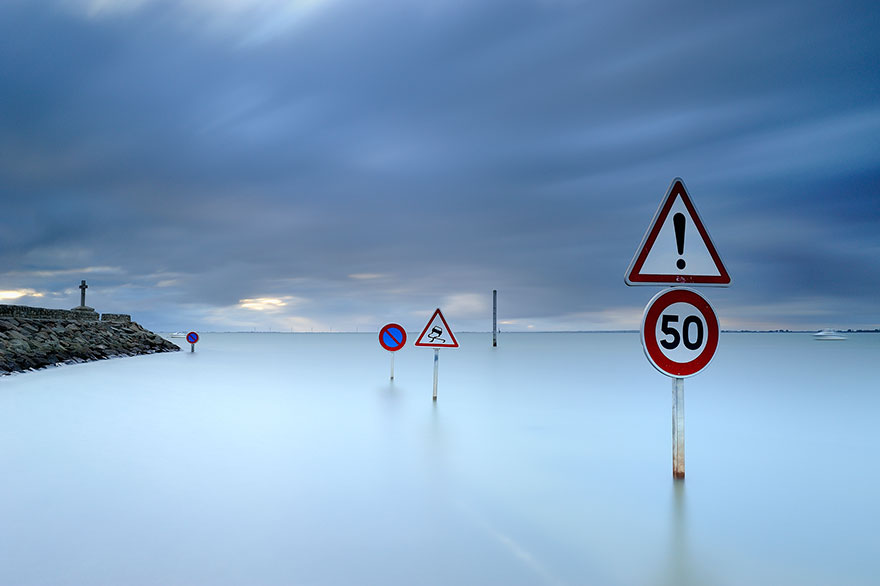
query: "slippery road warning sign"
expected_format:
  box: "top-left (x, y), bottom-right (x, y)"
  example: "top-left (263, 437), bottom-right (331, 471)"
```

top-left (625, 178), bottom-right (731, 286)
top-left (414, 308), bottom-right (459, 348)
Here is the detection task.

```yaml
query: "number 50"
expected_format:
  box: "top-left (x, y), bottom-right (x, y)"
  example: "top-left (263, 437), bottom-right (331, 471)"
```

top-left (660, 315), bottom-right (704, 350)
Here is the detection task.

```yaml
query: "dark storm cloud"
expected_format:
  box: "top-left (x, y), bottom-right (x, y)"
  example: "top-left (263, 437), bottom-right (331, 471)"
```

top-left (1, 0), bottom-right (878, 331)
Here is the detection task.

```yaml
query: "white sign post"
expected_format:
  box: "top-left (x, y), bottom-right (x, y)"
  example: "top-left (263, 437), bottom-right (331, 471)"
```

top-left (641, 288), bottom-right (719, 478)
top-left (626, 178), bottom-right (730, 479)
top-left (414, 308), bottom-right (459, 401)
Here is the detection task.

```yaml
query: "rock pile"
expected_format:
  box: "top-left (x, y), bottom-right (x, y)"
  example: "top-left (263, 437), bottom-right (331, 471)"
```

top-left (0, 314), bottom-right (180, 375)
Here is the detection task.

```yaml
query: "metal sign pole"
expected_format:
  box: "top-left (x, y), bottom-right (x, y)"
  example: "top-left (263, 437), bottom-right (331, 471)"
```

top-left (672, 377), bottom-right (685, 479)
top-left (390, 353), bottom-right (395, 381)
top-left (492, 289), bottom-right (497, 347)
top-left (432, 349), bottom-right (439, 401)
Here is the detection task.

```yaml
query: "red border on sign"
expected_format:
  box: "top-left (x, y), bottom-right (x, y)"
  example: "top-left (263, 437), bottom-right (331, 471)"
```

top-left (641, 288), bottom-right (718, 377)
top-left (625, 178), bottom-right (731, 286)
top-left (414, 308), bottom-right (459, 348)
top-left (186, 331), bottom-right (199, 344)
top-left (378, 323), bottom-right (407, 352)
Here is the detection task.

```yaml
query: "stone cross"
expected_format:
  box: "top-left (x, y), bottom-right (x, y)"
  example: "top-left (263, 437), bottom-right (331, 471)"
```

top-left (79, 280), bottom-right (88, 307)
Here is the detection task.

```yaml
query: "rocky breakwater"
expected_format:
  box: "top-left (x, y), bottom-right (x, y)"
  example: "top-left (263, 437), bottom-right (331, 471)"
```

top-left (0, 304), bottom-right (180, 375)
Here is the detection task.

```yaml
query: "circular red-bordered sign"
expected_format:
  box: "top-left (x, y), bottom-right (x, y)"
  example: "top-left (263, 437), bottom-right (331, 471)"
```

top-left (378, 323), bottom-right (407, 352)
top-left (641, 288), bottom-right (718, 378)
top-left (186, 331), bottom-right (199, 344)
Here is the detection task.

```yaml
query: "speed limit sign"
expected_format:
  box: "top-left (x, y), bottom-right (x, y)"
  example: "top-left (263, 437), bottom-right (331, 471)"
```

top-left (641, 288), bottom-right (719, 377)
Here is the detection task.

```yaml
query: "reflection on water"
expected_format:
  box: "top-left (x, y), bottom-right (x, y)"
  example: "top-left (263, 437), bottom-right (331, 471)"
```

top-left (0, 333), bottom-right (878, 585)
top-left (666, 482), bottom-right (697, 586)
top-left (668, 482), bottom-right (687, 585)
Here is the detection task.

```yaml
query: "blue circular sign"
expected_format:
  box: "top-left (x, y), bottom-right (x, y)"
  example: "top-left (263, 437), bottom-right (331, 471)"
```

top-left (186, 331), bottom-right (199, 344)
top-left (378, 323), bottom-right (406, 352)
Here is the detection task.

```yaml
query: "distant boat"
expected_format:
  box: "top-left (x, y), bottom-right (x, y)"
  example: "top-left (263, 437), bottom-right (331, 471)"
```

top-left (814, 329), bottom-right (846, 341)
top-left (170, 332), bottom-right (186, 338)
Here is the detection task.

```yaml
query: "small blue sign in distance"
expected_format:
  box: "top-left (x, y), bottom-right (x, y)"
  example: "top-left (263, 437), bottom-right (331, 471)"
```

top-left (186, 331), bottom-right (199, 344)
top-left (379, 323), bottom-right (406, 352)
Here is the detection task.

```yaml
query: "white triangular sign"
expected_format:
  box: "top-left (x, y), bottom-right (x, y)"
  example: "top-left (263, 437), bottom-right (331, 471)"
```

top-left (625, 178), bottom-right (731, 286)
top-left (414, 308), bottom-right (459, 348)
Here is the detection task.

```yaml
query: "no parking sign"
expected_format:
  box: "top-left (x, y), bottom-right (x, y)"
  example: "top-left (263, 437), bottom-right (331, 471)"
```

top-left (378, 323), bottom-right (407, 381)
top-left (186, 331), bottom-right (199, 353)
top-left (378, 323), bottom-right (407, 352)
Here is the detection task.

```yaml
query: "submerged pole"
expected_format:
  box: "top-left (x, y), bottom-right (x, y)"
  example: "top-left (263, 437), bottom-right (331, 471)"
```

top-left (432, 348), bottom-right (439, 401)
top-left (672, 377), bottom-right (685, 479)
top-left (492, 289), bottom-right (497, 347)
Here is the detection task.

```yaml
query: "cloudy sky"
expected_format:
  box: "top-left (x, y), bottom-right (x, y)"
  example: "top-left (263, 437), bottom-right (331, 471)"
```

top-left (1, 0), bottom-right (878, 332)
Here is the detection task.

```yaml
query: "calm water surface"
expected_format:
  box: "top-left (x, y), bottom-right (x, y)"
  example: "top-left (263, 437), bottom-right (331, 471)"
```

top-left (1, 333), bottom-right (878, 585)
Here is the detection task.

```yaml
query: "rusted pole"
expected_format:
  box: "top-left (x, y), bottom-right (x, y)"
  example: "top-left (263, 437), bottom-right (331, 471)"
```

top-left (492, 289), bottom-right (497, 347)
top-left (672, 377), bottom-right (685, 479)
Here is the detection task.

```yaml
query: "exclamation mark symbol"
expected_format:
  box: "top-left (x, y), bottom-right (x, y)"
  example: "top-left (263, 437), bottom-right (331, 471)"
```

top-left (674, 213), bottom-right (686, 270)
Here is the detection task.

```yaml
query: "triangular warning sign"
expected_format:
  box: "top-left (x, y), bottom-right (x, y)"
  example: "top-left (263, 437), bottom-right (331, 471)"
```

top-left (414, 308), bottom-right (459, 348)
top-left (625, 178), bottom-right (731, 287)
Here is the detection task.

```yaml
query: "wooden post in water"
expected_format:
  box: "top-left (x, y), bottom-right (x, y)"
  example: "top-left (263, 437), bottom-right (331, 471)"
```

top-left (672, 377), bottom-right (685, 479)
top-left (492, 289), bottom-right (497, 347)
top-left (432, 349), bottom-right (439, 401)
